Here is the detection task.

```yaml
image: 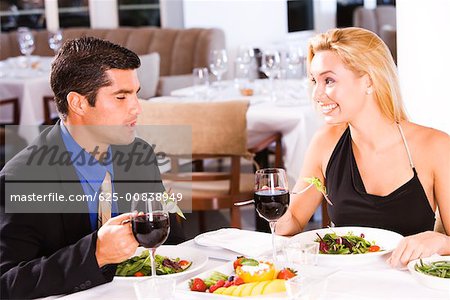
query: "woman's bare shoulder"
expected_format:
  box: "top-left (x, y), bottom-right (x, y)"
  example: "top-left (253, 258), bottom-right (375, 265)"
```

top-left (403, 121), bottom-right (450, 156)
top-left (312, 123), bottom-right (348, 147)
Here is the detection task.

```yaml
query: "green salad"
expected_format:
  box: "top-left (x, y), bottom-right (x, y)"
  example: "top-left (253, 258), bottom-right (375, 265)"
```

top-left (414, 259), bottom-right (450, 279)
top-left (315, 231), bottom-right (381, 254)
top-left (115, 250), bottom-right (192, 277)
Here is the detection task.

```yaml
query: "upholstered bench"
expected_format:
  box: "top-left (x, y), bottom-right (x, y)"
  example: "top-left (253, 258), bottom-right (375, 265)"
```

top-left (0, 27), bottom-right (225, 98)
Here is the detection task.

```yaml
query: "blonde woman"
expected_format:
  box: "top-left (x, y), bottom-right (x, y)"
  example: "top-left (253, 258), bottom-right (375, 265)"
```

top-left (276, 27), bottom-right (450, 267)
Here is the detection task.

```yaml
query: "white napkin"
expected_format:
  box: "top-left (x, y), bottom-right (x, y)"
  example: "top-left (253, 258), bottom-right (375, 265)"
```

top-left (194, 228), bottom-right (289, 258)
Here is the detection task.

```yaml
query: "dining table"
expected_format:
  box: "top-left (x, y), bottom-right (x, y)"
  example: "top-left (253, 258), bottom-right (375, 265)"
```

top-left (51, 228), bottom-right (450, 300)
top-left (0, 56), bottom-right (56, 143)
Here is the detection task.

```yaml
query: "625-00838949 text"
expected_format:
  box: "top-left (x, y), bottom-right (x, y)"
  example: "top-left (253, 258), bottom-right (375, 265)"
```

top-left (9, 192), bottom-right (183, 203)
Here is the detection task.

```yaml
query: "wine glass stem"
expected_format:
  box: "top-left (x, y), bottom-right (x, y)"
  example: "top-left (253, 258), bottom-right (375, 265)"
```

top-left (269, 76), bottom-right (275, 101)
top-left (150, 248), bottom-right (156, 277)
top-left (269, 221), bottom-right (277, 264)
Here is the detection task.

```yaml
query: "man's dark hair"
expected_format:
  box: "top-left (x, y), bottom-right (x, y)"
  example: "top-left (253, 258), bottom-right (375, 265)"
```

top-left (50, 36), bottom-right (141, 118)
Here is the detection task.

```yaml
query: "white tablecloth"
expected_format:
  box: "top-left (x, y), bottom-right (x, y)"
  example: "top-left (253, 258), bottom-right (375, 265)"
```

top-left (0, 56), bottom-right (55, 143)
top-left (54, 229), bottom-right (450, 300)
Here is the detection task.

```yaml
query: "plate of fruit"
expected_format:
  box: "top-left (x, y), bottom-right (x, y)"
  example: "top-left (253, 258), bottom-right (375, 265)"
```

top-left (178, 256), bottom-right (297, 298)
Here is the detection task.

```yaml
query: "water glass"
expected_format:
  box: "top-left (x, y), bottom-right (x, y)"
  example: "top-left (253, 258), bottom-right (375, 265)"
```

top-left (192, 67), bottom-right (209, 99)
top-left (133, 277), bottom-right (176, 300)
top-left (285, 276), bottom-right (328, 300)
top-left (284, 242), bottom-right (319, 266)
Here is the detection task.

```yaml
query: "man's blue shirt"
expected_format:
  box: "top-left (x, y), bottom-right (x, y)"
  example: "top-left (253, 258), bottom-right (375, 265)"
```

top-left (60, 122), bottom-right (118, 230)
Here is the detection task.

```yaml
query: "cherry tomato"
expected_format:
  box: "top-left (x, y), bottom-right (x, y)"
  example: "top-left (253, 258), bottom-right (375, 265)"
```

top-left (134, 271), bottom-right (145, 277)
top-left (179, 260), bottom-right (190, 268)
top-left (369, 245), bottom-right (381, 252)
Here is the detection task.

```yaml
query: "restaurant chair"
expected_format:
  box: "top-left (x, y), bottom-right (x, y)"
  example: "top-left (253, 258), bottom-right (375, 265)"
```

top-left (0, 98), bottom-right (25, 170)
top-left (0, 98), bottom-right (20, 126)
top-left (137, 100), bottom-right (254, 231)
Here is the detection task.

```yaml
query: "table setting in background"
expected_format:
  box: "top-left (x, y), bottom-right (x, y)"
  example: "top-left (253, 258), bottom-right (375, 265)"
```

top-left (0, 27), bottom-right (62, 143)
top-left (55, 168), bottom-right (450, 299)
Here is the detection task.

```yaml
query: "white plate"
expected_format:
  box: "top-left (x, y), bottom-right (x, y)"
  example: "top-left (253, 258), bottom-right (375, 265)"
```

top-left (407, 256), bottom-right (450, 290)
top-left (114, 245), bottom-right (208, 280)
top-left (289, 226), bottom-right (404, 266)
top-left (176, 261), bottom-right (335, 299)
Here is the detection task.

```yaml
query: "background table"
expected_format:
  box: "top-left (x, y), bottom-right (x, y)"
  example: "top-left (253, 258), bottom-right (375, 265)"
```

top-left (0, 56), bottom-right (55, 143)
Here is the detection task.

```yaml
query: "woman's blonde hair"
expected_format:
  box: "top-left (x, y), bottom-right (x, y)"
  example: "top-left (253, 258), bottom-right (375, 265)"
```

top-left (307, 27), bottom-right (407, 122)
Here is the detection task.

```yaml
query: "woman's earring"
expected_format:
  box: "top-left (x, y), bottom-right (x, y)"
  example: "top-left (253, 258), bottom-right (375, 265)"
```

top-left (366, 87), bottom-right (373, 95)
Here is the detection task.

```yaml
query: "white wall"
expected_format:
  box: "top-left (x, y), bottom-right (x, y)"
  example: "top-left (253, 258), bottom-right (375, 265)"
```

top-left (183, 0), bottom-right (336, 77)
top-left (160, 0), bottom-right (185, 28)
top-left (397, 0), bottom-right (450, 134)
top-left (88, 0), bottom-right (118, 29)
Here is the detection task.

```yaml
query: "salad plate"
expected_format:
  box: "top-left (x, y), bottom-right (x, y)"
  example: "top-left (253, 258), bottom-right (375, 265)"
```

top-left (407, 255), bottom-right (450, 290)
top-left (114, 245), bottom-right (208, 280)
top-left (289, 226), bottom-right (404, 266)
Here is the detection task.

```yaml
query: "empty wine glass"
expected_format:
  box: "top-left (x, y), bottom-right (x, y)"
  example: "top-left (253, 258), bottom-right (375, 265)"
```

top-left (286, 46), bottom-right (305, 79)
top-left (16, 27), bottom-right (35, 68)
top-left (48, 30), bottom-right (63, 55)
top-left (209, 49), bottom-right (228, 88)
top-left (260, 49), bottom-right (281, 101)
top-left (235, 46), bottom-right (255, 90)
top-left (254, 168), bottom-right (290, 264)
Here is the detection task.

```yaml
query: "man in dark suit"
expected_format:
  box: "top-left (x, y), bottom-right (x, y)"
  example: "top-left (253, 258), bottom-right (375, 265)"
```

top-left (0, 37), bottom-right (185, 299)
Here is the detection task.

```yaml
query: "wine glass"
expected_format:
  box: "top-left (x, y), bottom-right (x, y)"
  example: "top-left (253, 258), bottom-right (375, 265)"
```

top-left (209, 49), bottom-right (228, 88)
top-left (131, 195), bottom-right (170, 278)
top-left (235, 46), bottom-right (255, 90)
top-left (254, 168), bottom-right (290, 264)
top-left (286, 46), bottom-right (305, 79)
top-left (48, 30), bottom-right (63, 55)
top-left (260, 49), bottom-right (281, 101)
top-left (16, 27), bottom-right (35, 68)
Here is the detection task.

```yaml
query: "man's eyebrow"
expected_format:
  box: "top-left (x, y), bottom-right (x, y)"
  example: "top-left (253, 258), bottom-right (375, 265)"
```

top-left (112, 88), bottom-right (137, 94)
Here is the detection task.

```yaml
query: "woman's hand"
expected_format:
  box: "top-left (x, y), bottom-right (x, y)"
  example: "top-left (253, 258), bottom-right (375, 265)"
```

top-left (388, 231), bottom-right (450, 267)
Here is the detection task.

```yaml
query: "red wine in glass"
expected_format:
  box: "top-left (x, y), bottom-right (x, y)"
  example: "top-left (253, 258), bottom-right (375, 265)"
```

top-left (132, 212), bottom-right (170, 248)
top-left (254, 189), bottom-right (290, 221)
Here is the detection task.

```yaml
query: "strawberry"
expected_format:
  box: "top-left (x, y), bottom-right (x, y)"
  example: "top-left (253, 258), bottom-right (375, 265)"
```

top-left (209, 283), bottom-right (220, 293)
top-left (233, 277), bottom-right (245, 286)
top-left (215, 280), bottom-right (226, 288)
top-left (223, 280), bottom-right (233, 288)
top-left (233, 256), bottom-right (245, 270)
top-left (277, 268), bottom-right (297, 280)
top-left (189, 278), bottom-right (207, 292)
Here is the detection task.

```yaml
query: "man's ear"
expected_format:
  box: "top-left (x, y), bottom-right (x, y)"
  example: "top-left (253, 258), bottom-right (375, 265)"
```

top-left (67, 92), bottom-right (88, 116)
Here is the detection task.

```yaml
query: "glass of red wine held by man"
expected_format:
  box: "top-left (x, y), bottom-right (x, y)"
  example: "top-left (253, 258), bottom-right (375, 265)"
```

top-left (254, 168), bottom-right (290, 264)
top-left (130, 194), bottom-right (172, 296)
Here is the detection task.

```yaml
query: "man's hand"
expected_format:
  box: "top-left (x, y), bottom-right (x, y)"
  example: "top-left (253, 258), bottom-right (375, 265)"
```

top-left (95, 213), bottom-right (138, 267)
top-left (388, 231), bottom-right (450, 268)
